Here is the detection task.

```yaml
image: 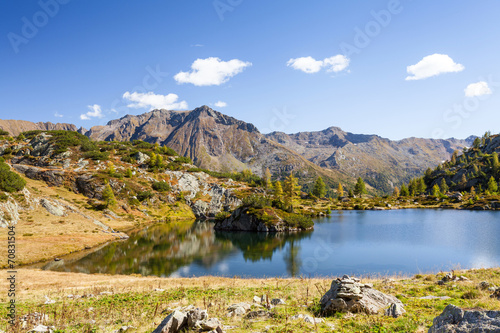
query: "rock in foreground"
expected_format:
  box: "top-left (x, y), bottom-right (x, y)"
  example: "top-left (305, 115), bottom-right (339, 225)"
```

top-left (428, 304), bottom-right (500, 333)
top-left (320, 275), bottom-right (403, 315)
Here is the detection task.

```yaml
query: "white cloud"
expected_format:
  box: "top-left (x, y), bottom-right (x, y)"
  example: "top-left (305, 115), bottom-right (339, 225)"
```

top-left (122, 91), bottom-right (188, 110)
top-left (54, 112), bottom-right (63, 118)
top-left (405, 54), bottom-right (464, 81)
top-left (465, 81), bottom-right (492, 97)
top-left (287, 56), bottom-right (324, 73)
top-left (323, 55), bottom-right (350, 73)
top-left (80, 104), bottom-right (104, 120)
top-left (287, 55), bottom-right (350, 74)
top-left (214, 101), bottom-right (227, 108)
top-left (174, 57), bottom-right (252, 86)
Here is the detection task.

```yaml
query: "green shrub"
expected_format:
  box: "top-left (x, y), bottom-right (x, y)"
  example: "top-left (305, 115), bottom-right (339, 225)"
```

top-left (215, 211), bottom-right (231, 221)
top-left (83, 151), bottom-right (109, 161)
top-left (137, 191), bottom-right (154, 202)
top-left (174, 156), bottom-right (192, 164)
top-left (0, 129), bottom-right (9, 136)
top-left (152, 181), bottom-right (171, 192)
top-left (0, 162), bottom-right (26, 192)
top-left (282, 213), bottom-right (313, 229)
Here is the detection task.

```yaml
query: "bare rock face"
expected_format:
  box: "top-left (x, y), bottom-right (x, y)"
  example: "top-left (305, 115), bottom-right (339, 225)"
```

top-left (320, 275), bottom-right (403, 315)
top-left (428, 304), bottom-right (500, 333)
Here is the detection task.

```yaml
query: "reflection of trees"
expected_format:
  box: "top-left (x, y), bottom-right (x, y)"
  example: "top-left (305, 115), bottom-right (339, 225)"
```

top-left (284, 239), bottom-right (301, 277)
top-left (45, 221), bottom-right (235, 277)
top-left (215, 230), bottom-right (311, 276)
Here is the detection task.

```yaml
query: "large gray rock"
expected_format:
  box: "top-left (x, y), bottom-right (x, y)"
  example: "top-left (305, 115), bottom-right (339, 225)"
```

top-left (40, 198), bottom-right (66, 217)
top-left (428, 304), bottom-right (500, 333)
top-left (320, 275), bottom-right (403, 315)
top-left (152, 310), bottom-right (188, 333)
top-left (133, 152), bottom-right (150, 164)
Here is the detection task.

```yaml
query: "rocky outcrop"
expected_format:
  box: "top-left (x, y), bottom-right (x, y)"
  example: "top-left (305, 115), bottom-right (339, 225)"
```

top-left (40, 199), bottom-right (66, 216)
top-left (165, 170), bottom-right (241, 218)
top-left (214, 207), bottom-right (307, 232)
top-left (428, 304), bottom-right (500, 333)
top-left (152, 306), bottom-right (223, 333)
top-left (320, 275), bottom-right (404, 315)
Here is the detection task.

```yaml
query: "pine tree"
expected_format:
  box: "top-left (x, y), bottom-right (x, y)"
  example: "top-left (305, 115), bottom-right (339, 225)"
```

top-left (102, 184), bottom-right (117, 208)
top-left (392, 186), bottom-right (400, 197)
top-left (408, 178), bottom-right (417, 196)
top-left (283, 174), bottom-right (300, 212)
top-left (337, 182), bottom-right (344, 197)
top-left (125, 168), bottom-right (133, 178)
top-left (439, 178), bottom-right (449, 194)
top-left (264, 168), bottom-right (272, 189)
top-left (274, 181), bottom-right (283, 201)
top-left (432, 184), bottom-right (441, 197)
top-left (400, 184), bottom-right (409, 197)
top-left (470, 186), bottom-right (476, 195)
top-left (460, 173), bottom-right (467, 187)
top-left (492, 152), bottom-right (499, 177)
top-left (353, 177), bottom-right (367, 196)
top-left (417, 178), bottom-right (426, 194)
top-left (487, 176), bottom-right (498, 194)
top-left (149, 153), bottom-right (157, 168)
top-left (451, 150), bottom-right (458, 165)
top-left (348, 189), bottom-right (354, 198)
top-left (473, 137), bottom-right (481, 149)
top-left (312, 177), bottom-right (326, 198)
top-left (107, 162), bottom-right (116, 176)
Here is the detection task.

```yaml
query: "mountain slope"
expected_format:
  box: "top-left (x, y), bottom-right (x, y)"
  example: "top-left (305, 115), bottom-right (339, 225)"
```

top-left (424, 133), bottom-right (500, 193)
top-left (0, 119), bottom-right (82, 136)
top-left (266, 127), bottom-right (471, 193)
top-left (86, 106), bottom-right (354, 190)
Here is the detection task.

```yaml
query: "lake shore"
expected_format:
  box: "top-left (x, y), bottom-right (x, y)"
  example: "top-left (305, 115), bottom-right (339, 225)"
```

top-left (1, 267), bottom-right (499, 332)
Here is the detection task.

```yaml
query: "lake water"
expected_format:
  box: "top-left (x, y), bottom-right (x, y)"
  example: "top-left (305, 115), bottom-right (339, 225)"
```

top-left (44, 209), bottom-right (500, 278)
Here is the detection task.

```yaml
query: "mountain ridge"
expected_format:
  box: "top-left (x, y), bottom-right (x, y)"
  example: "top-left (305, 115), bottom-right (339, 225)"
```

top-left (0, 105), bottom-right (473, 193)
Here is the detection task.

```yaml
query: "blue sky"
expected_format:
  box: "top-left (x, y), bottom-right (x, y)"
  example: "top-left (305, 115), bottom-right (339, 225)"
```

top-left (2, 0), bottom-right (500, 140)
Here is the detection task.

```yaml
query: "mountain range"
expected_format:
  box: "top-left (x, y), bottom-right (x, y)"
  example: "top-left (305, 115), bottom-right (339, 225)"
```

top-left (0, 105), bottom-right (474, 193)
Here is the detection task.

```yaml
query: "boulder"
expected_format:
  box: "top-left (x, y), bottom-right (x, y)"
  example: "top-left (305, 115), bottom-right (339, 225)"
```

top-left (40, 198), bottom-right (66, 217)
top-left (152, 310), bottom-right (188, 333)
top-left (133, 152), bottom-right (150, 164)
top-left (320, 275), bottom-right (404, 315)
top-left (428, 304), bottom-right (500, 333)
top-left (491, 288), bottom-right (500, 299)
top-left (385, 303), bottom-right (406, 318)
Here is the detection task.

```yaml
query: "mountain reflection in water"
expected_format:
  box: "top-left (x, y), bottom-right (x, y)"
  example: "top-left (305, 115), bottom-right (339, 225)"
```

top-left (45, 221), bottom-right (312, 277)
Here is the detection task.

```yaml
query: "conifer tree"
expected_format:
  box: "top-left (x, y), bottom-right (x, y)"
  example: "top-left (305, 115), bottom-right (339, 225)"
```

top-left (353, 177), bottom-right (367, 196)
top-left (337, 182), bottom-right (344, 197)
top-left (274, 181), bottom-right (283, 201)
top-left (102, 184), bottom-right (117, 208)
top-left (312, 177), bottom-right (326, 198)
top-left (432, 184), bottom-right (441, 197)
top-left (487, 176), bottom-right (498, 194)
top-left (400, 184), bottom-right (409, 197)
top-left (439, 178), bottom-right (449, 194)
top-left (392, 186), bottom-right (400, 197)
top-left (283, 174), bottom-right (300, 212)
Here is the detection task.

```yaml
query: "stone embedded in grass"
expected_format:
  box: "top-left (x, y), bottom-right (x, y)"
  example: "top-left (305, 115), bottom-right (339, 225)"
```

top-left (152, 307), bottom-right (223, 333)
top-left (428, 304), bottom-right (500, 333)
top-left (385, 303), bottom-right (406, 318)
top-left (227, 303), bottom-right (251, 317)
top-left (320, 275), bottom-right (404, 315)
top-left (491, 288), bottom-right (500, 299)
top-left (270, 298), bottom-right (285, 306)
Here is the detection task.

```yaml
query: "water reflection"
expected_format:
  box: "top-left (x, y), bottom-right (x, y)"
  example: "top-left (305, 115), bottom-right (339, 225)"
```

top-left (44, 210), bottom-right (500, 278)
top-left (45, 221), bottom-right (312, 277)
